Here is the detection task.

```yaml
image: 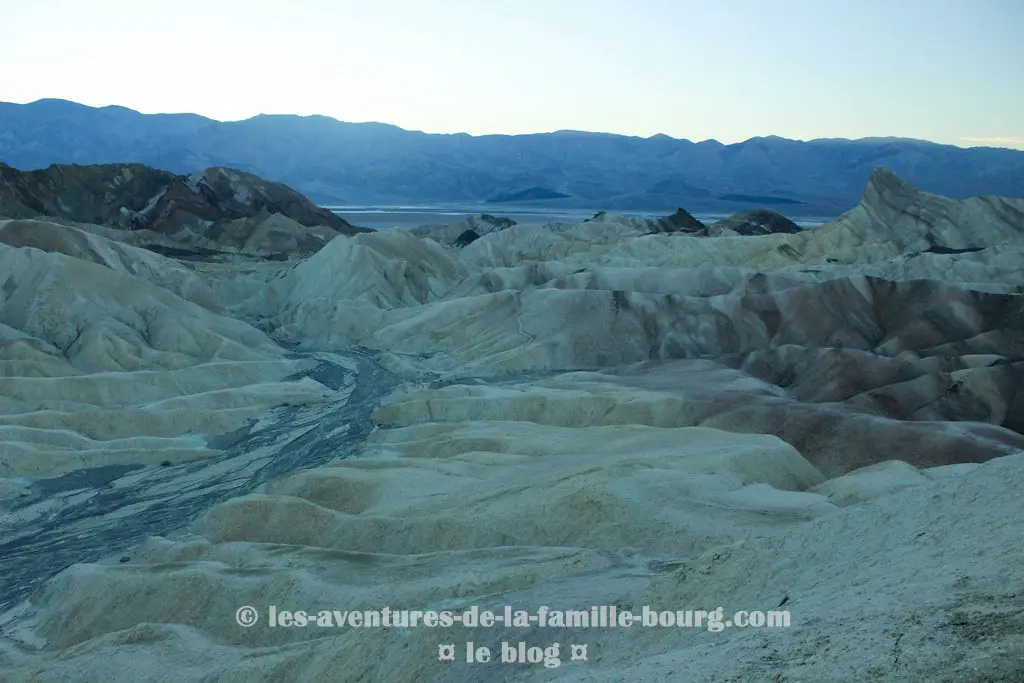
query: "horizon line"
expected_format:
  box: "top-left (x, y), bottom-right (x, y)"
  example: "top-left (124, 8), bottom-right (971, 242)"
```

top-left (6, 97), bottom-right (1024, 153)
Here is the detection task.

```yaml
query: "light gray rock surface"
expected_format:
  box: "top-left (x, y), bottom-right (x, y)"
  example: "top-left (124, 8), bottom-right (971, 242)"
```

top-left (0, 168), bottom-right (1022, 681)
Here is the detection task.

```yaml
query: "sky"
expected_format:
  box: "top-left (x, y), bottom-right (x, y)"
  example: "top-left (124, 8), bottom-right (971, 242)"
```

top-left (2, 0), bottom-right (1023, 149)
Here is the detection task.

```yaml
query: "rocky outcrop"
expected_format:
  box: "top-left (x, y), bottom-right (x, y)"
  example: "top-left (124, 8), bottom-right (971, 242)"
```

top-left (645, 207), bottom-right (707, 234)
top-left (410, 213), bottom-right (517, 245)
top-left (826, 167), bottom-right (1024, 252)
top-left (709, 208), bottom-right (802, 235)
top-left (0, 163), bottom-right (370, 259)
top-left (452, 229), bottom-right (480, 247)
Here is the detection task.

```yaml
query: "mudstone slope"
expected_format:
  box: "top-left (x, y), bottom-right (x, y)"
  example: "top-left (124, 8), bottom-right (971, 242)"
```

top-left (0, 166), bottom-right (1022, 682)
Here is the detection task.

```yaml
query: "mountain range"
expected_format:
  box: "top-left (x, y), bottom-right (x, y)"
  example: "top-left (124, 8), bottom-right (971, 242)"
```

top-left (2, 98), bottom-right (1023, 216)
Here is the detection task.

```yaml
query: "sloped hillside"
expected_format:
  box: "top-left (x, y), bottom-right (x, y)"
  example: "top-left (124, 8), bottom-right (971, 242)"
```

top-left (0, 163), bottom-right (369, 259)
top-left (0, 168), bottom-right (1022, 682)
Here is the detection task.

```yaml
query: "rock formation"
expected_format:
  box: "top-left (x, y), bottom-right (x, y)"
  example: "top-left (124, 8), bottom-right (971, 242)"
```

top-left (0, 163), bottom-right (369, 259)
top-left (451, 229), bottom-right (480, 247)
top-left (645, 207), bottom-right (707, 234)
top-left (708, 208), bottom-right (802, 236)
top-left (0, 167), bottom-right (1022, 682)
top-left (410, 213), bottom-right (517, 245)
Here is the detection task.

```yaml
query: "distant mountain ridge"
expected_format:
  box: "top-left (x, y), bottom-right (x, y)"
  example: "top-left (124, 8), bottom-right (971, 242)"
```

top-left (2, 98), bottom-right (1023, 216)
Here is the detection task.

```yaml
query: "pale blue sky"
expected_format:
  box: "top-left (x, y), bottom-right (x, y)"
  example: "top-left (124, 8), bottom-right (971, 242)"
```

top-left (3, 0), bottom-right (1022, 148)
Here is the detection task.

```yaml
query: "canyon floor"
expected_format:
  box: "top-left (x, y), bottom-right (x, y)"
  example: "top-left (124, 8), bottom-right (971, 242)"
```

top-left (1, 168), bottom-right (1022, 682)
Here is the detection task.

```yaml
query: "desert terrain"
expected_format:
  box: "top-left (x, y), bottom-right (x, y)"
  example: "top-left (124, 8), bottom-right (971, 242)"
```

top-left (0, 165), bottom-right (1022, 681)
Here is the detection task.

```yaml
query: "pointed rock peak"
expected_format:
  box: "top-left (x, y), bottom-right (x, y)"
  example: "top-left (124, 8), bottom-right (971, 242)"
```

top-left (667, 207), bottom-right (706, 229)
top-left (642, 207), bottom-right (706, 234)
top-left (866, 167), bottom-right (920, 200)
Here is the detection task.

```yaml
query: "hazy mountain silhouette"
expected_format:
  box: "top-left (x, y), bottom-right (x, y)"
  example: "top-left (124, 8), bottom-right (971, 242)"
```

top-left (2, 99), bottom-right (1022, 215)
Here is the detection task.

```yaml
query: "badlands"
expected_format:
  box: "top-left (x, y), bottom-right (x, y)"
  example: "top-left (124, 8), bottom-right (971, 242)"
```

top-left (0, 165), bottom-right (1022, 681)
